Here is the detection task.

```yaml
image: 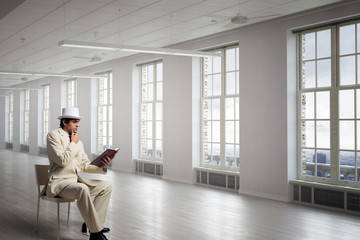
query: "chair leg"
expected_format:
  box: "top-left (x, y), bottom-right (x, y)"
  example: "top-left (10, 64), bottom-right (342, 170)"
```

top-left (67, 202), bottom-right (70, 227)
top-left (57, 202), bottom-right (60, 240)
top-left (35, 196), bottom-right (40, 232)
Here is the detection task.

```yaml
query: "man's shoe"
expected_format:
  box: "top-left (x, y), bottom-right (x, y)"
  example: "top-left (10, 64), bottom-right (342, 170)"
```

top-left (82, 222), bottom-right (110, 234)
top-left (89, 232), bottom-right (108, 240)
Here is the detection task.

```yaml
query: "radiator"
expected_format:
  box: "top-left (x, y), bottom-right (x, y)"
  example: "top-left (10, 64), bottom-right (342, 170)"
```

top-left (5, 142), bottom-right (13, 150)
top-left (196, 168), bottom-right (239, 191)
top-left (135, 160), bottom-right (163, 177)
top-left (20, 144), bottom-right (29, 153)
top-left (38, 146), bottom-right (47, 156)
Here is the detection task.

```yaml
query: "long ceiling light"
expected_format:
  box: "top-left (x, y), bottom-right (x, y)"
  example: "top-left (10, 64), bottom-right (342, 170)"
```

top-left (59, 40), bottom-right (222, 58)
top-left (0, 70), bottom-right (106, 79)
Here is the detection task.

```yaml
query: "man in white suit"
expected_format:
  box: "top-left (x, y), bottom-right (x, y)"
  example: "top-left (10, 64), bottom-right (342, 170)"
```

top-left (46, 107), bottom-right (112, 240)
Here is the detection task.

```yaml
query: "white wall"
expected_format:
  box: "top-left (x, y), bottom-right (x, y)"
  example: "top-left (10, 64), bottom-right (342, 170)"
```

top-left (1, 1), bottom-right (359, 201)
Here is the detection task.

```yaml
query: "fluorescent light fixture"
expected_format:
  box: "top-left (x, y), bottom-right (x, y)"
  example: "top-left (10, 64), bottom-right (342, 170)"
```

top-left (59, 40), bottom-right (120, 51)
top-left (59, 40), bottom-right (222, 57)
top-left (0, 70), bottom-right (105, 79)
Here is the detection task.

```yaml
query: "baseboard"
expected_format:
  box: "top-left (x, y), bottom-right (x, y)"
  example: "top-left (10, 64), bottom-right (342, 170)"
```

top-left (162, 175), bottom-right (193, 185)
top-left (238, 188), bottom-right (288, 202)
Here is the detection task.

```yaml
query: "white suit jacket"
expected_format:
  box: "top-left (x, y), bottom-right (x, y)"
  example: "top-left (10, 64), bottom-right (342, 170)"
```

top-left (45, 128), bottom-right (106, 197)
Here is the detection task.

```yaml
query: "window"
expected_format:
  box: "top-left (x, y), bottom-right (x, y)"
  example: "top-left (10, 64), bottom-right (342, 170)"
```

top-left (298, 20), bottom-right (360, 187)
top-left (201, 46), bottom-right (240, 171)
top-left (23, 90), bottom-right (30, 144)
top-left (97, 72), bottom-right (113, 152)
top-left (139, 62), bottom-right (163, 161)
top-left (66, 79), bottom-right (77, 107)
top-left (42, 85), bottom-right (50, 147)
top-left (8, 91), bottom-right (13, 143)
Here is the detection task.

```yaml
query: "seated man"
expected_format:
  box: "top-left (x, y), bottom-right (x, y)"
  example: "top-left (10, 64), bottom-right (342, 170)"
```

top-left (46, 107), bottom-right (112, 240)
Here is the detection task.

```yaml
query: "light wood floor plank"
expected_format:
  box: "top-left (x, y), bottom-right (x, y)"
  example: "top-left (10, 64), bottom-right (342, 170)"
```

top-left (0, 149), bottom-right (359, 240)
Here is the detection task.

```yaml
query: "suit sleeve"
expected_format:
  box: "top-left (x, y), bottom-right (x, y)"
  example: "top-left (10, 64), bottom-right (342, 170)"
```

top-left (47, 132), bottom-right (80, 167)
top-left (80, 149), bottom-right (107, 175)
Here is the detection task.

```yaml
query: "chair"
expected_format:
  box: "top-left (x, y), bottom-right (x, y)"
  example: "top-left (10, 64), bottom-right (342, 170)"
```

top-left (35, 164), bottom-right (75, 240)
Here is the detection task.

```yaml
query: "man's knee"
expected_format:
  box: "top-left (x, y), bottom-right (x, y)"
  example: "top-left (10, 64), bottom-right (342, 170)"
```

top-left (77, 184), bottom-right (90, 198)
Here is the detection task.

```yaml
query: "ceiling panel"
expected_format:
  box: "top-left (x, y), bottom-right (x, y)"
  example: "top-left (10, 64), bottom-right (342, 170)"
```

top-left (0, 0), bottom-right (345, 87)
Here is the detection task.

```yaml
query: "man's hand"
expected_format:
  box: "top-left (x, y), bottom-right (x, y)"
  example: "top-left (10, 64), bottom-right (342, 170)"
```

top-left (71, 130), bottom-right (79, 143)
top-left (101, 156), bottom-right (112, 168)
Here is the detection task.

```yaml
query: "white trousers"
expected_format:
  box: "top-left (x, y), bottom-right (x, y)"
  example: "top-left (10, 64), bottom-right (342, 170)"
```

top-left (58, 180), bottom-right (112, 233)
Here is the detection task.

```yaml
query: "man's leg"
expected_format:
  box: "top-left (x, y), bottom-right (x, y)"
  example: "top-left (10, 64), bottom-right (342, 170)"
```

top-left (88, 180), bottom-right (112, 224)
top-left (58, 182), bottom-right (103, 233)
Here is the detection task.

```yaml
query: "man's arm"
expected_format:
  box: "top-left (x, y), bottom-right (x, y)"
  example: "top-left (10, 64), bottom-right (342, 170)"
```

top-left (47, 131), bottom-right (80, 167)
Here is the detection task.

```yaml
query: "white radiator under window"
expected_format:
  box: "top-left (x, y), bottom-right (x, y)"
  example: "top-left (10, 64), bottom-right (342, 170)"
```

top-left (195, 168), bottom-right (239, 191)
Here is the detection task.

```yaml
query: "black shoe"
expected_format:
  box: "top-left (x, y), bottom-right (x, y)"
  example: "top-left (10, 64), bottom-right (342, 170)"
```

top-left (82, 222), bottom-right (110, 234)
top-left (89, 232), bottom-right (108, 240)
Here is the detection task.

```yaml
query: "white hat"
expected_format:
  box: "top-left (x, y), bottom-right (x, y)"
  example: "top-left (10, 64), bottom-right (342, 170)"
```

top-left (58, 107), bottom-right (82, 120)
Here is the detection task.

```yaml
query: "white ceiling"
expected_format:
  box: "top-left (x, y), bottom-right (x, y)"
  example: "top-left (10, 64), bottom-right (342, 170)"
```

top-left (0, 0), bottom-right (343, 87)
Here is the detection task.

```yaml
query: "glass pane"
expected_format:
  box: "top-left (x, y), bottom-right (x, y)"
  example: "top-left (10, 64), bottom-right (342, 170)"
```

top-left (358, 55), bottom-right (360, 84)
top-left (212, 99), bottom-right (220, 120)
top-left (147, 140), bottom-right (152, 157)
top-left (225, 144), bottom-right (235, 167)
top-left (226, 48), bottom-right (236, 71)
top-left (302, 61), bottom-right (315, 88)
top-left (301, 120), bottom-right (314, 148)
top-left (358, 121), bottom-right (360, 150)
top-left (156, 121), bottom-right (162, 139)
top-left (203, 143), bottom-right (210, 163)
top-left (103, 90), bottom-right (108, 105)
top-left (235, 145), bottom-right (239, 167)
top-left (141, 84), bottom-right (147, 102)
top-left (317, 149), bottom-right (330, 164)
top-left (316, 91), bottom-right (330, 119)
top-left (207, 121), bottom-right (212, 142)
top-left (235, 97), bottom-right (239, 120)
top-left (157, 82), bottom-right (163, 101)
top-left (339, 90), bottom-right (354, 119)
top-left (213, 74), bottom-right (221, 96)
top-left (157, 63), bottom-right (163, 82)
top-left (317, 59), bottom-right (331, 87)
top-left (235, 121), bottom-right (239, 144)
top-left (147, 121), bottom-right (152, 138)
top-left (156, 140), bottom-right (162, 158)
top-left (225, 98), bottom-right (234, 120)
top-left (301, 149), bottom-right (315, 176)
top-left (212, 121), bottom-right (220, 142)
top-left (147, 103), bottom-right (152, 121)
top-left (156, 103), bottom-right (162, 121)
top-left (316, 121), bottom-right (330, 148)
top-left (317, 29), bottom-right (331, 58)
top-left (236, 71), bottom-right (239, 94)
top-left (212, 143), bottom-right (220, 165)
top-left (203, 99), bottom-right (211, 120)
top-left (148, 83), bottom-right (154, 101)
top-left (226, 72), bottom-right (235, 95)
top-left (109, 106), bottom-right (112, 121)
top-left (148, 65), bottom-right (154, 83)
top-left (339, 121), bottom-right (354, 150)
top-left (301, 92), bottom-right (314, 119)
top-left (226, 121), bottom-right (234, 143)
top-left (213, 54), bottom-right (221, 73)
top-left (203, 57), bottom-right (212, 74)
top-left (203, 121), bottom-right (209, 142)
top-left (339, 24), bottom-right (355, 55)
top-left (358, 24), bottom-right (360, 53)
top-left (340, 56), bottom-right (356, 85)
top-left (340, 151), bottom-right (355, 181)
top-left (203, 75), bottom-right (212, 97)
top-left (302, 32), bottom-right (315, 60)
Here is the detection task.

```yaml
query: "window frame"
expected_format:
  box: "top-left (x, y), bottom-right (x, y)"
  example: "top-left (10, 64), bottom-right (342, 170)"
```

top-left (97, 71), bottom-right (113, 153)
top-left (65, 78), bottom-right (77, 107)
top-left (200, 45), bottom-right (240, 172)
top-left (42, 85), bottom-right (50, 147)
top-left (8, 91), bottom-right (13, 143)
top-left (23, 89), bottom-right (30, 144)
top-left (297, 20), bottom-right (360, 187)
top-left (139, 61), bottom-right (163, 162)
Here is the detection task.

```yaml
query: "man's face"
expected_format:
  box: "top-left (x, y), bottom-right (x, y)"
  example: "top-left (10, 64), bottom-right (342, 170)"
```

top-left (63, 119), bottom-right (80, 134)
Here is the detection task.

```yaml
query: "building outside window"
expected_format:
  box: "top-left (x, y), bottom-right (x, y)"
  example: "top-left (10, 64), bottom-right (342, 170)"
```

top-left (201, 45), bottom-right (240, 171)
top-left (66, 79), bottom-right (77, 107)
top-left (23, 90), bottom-right (30, 144)
top-left (298, 20), bottom-right (360, 187)
top-left (139, 61), bottom-right (163, 161)
top-left (8, 91), bottom-right (13, 143)
top-left (97, 72), bottom-right (113, 152)
top-left (42, 85), bottom-right (50, 147)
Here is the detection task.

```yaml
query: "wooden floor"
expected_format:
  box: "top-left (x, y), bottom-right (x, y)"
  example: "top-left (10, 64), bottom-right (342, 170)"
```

top-left (1, 150), bottom-right (360, 240)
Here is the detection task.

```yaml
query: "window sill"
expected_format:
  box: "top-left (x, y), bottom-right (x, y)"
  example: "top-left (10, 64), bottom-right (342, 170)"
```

top-left (290, 179), bottom-right (360, 193)
top-left (194, 167), bottom-right (239, 175)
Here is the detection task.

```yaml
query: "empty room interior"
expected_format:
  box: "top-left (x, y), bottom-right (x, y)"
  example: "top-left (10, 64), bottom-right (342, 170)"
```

top-left (1, 0), bottom-right (360, 239)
